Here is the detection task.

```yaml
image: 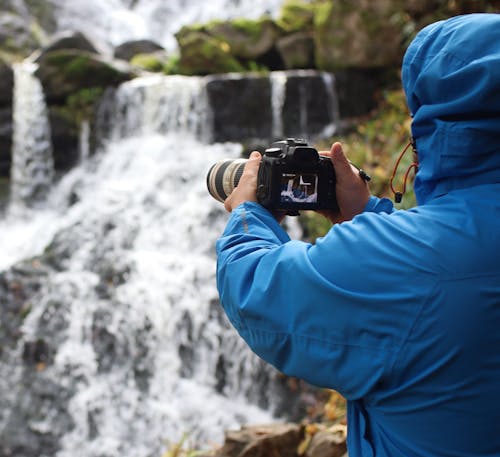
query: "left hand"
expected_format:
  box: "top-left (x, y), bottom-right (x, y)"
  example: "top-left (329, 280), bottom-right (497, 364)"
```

top-left (224, 151), bottom-right (262, 212)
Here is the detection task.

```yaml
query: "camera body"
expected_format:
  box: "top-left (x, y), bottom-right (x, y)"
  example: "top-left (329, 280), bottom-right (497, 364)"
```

top-left (256, 138), bottom-right (338, 214)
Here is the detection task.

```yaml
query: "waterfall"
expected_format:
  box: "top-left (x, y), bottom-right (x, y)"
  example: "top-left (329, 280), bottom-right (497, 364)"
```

top-left (9, 61), bottom-right (54, 215)
top-left (270, 71), bottom-right (287, 139)
top-left (104, 74), bottom-right (213, 142)
top-left (0, 55), bottom-right (343, 453)
top-left (51, 0), bottom-right (285, 53)
top-left (0, 72), bottom-right (292, 457)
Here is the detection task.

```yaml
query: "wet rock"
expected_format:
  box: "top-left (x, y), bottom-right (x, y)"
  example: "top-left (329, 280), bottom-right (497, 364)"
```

top-left (0, 108), bottom-right (12, 178)
top-left (206, 74), bottom-right (272, 143)
top-left (34, 49), bottom-right (136, 103)
top-left (281, 70), bottom-right (336, 137)
top-left (0, 57), bottom-right (14, 105)
top-left (42, 30), bottom-right (99, 54)
top-left (48, 107), bottom-right (80, 172)
top-left (114, 39), bottom-right (165, 61)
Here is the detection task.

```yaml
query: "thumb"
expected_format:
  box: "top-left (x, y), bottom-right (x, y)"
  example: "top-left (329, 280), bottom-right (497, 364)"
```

top-left (329, 142), bottom-right (352, 181)
top-left (242, 151), bottom-right (262, 176)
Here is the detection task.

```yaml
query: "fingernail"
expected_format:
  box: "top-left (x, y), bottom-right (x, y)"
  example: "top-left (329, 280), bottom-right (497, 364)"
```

top-left (250, 151), bottom-right (261, 159)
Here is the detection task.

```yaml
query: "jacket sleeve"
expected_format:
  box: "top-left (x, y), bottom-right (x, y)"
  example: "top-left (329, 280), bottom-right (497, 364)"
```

top-left (364, 195), bottom-right (395, 214)
top-left (216, 201), bottom-right (419, 400)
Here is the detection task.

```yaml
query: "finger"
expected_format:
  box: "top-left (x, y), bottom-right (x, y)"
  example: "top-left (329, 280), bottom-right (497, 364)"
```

top-left (238, 151), bottom-right (261, 181)
top-left (330, 142), bottom-right (352, 178)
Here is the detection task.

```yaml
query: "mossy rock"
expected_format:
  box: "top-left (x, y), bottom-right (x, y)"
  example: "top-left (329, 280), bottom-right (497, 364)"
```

top-left (314, 0), bottom-right (405, 71)
top-left (34, 49), bottom-right (136, 102)
top-left (176, 29), bottom-right (245, 75)
top-left (276, 31), bottom-right (315, 69)
top-left (206, 17), bottom-right (282, 60)
top-left (277, 0), bottom-right (316, 33)
top-left (0, 12), bottom-right (45, 59)
top-left (130, 52), bottom-right (167, 73)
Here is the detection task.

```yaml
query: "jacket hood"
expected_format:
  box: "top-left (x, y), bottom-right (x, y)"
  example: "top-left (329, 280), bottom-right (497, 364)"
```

top-left (402, 14), bottom-right (500, 204)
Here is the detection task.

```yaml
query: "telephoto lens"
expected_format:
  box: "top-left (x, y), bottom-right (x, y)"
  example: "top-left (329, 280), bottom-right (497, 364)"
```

top-left (206, 158), bottom-right (247, 203)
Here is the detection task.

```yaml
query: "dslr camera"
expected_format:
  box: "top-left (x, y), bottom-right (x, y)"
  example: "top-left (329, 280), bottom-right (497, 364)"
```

top-left (206, 138), bottom-right (338, 214)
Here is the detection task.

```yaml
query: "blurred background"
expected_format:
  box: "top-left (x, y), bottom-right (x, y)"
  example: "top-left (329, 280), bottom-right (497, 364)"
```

top-left (1, 1), bottom-right (498, 456)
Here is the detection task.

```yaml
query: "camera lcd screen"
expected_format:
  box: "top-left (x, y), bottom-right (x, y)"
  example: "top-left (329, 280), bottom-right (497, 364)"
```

top-left (280, 172), bottom-right (318, 204)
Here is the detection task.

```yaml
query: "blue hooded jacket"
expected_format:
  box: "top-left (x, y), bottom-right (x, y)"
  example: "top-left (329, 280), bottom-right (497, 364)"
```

top-left (216, 14), bottom-right (500, 457)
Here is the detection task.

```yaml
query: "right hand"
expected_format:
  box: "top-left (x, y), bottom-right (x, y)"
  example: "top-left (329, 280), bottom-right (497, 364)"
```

top-left (318, 142), bottom-right (371, 224)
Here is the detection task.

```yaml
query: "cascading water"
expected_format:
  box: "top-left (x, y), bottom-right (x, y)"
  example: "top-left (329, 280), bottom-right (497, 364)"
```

top-left (9, 61), bottom-right (54, 215)
top-left (0, 71), bottom-right (299, 456)
top-left (51, 0), bottom-right (285, 53)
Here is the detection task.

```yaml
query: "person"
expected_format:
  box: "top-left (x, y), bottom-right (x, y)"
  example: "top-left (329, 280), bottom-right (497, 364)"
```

top-left (215, 13), bottom-right (500, 457)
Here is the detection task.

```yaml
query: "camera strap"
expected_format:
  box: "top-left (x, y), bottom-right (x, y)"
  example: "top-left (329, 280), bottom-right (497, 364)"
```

top-left (390, 138), bottom-right (418, 203)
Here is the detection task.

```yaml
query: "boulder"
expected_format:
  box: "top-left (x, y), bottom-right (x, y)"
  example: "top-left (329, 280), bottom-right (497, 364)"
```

top-left (0, 57), bottom-right (14, 105)
top-left (34, 49), bottom-right (136, 102)
top-left (216, 423), bottom-right (304, 457)
top-left (175, 28), bottom-right (246, 75)
top-left (113, 39), bottom-right (165, 61)
top-left (207, 18), bottom-right (282, 60)
top-left (281, 70), bottom-right (336, 137)
top-left (0, 11), bottom-right (42, 57)
top-left (206, 74), bottom-right (272, 143)
top-left (314, 0), bottom-right (405, 71)
top-left (277, 0), bottom-right (316, 33)
top-left (48, 107), bottom-right (80, 172)
top-left (305, 427), bottom-right (347, 457)
top-left (42, 30), bottom-right (98, 54)
top-left (277, 32), bottom-right (315, 69)
top-left (0, 108), bottom-right (12, 178)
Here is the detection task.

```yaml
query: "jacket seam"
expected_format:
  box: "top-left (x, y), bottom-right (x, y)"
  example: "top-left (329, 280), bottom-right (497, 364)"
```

top-left (243, 324), bottom-right (400, 355)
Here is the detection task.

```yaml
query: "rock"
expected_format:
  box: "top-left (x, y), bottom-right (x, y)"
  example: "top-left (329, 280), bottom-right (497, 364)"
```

top-left (206, 74), bottom-right (272, 143)
top-left (113, 39), bottom-right (165, 61)
top-left (34, 49), bottom-right (136, 102)
top-left (281, 70), bottom-right (337, 137)
top-left (305, 427), bottom-right (347, 457)
top-left (48, 107), bottom-right (80, 172)
top-left (0, 11), bottom-right (42, 57)
top-left (207, 18), bottom-right (282, 60)
top-left (175, 29), bottom-right (246, 75)
top-left (277, 32), bottom-right (315, 70)
top-left (216, 423), bottom-right (304, 457)
top-left (0, 108), bottom-right (13, 178)
top-left (334, 69), bottom-right (381, 119)
top-left (42, 30), bottom-right (98, 54)
top-left (314, 0), bottom-right (405, 70)
top-left (205, 69), bottom-right (376, 144)
top-left (0, 57), bottom-right (14, 105)
top-left (277, 0), bottom-right (316, 33)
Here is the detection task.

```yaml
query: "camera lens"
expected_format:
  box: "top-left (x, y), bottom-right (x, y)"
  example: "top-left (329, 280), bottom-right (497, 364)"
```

top-left (206, 158), bottom-right (247, 203)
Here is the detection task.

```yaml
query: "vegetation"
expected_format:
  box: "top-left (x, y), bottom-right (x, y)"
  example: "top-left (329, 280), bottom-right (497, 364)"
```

top-left (300, 88), bottom-right (414, 241)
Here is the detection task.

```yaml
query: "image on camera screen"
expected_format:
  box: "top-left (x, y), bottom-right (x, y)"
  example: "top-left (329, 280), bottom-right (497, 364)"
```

top-left (280, 172), bottom-right (318, 204)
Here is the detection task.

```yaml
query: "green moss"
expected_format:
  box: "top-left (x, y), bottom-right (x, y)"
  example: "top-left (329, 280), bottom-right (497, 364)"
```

top-left (130, 53), bottom-right (164, 72)
top-left (231, 18), bottom-right (265, 41)
top-left (163, 54), bottom-right (181, 75)
top-left (278, 0), bottom-right (316, 33)
top-left (178, 32), bottom-right (245, 75)
top-left (65, 87), bottom-right (104, 124)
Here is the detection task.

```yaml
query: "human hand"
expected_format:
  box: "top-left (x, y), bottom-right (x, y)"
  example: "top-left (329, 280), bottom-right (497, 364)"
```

top-left (224, 151), bottom-right (262, 212)
top-left (318, 142), bottom-right (371, 224)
